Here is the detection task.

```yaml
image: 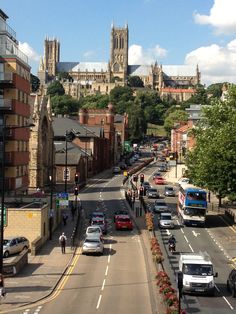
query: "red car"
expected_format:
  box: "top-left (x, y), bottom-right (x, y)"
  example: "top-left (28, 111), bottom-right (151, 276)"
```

top-left (115, 215), bottom-right (133, 230)
top-left (154, 177), bottom-right (165, 185)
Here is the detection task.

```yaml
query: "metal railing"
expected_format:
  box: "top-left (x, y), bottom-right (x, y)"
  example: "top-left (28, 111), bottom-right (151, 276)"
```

top-left (0, 44), bottom-right (28, 64)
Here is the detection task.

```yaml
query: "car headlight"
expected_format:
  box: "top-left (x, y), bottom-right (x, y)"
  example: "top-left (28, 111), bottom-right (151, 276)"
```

top-left (208, 280), bottom-right (214, 288)
top-left (184, 280), bottom-right (190, 287)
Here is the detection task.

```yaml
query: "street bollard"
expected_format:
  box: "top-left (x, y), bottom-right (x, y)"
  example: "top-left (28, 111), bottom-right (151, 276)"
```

top-left (136, 207), bottom-right (139, 217)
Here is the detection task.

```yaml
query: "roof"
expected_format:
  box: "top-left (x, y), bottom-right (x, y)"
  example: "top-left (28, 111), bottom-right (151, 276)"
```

top-left (162, 65), bottom-right (196, 77)
top-left (52, 117), bottom-right (99, 138)
top-left (55, 142), bottom-right (84, 165)
top-left (57, 62), bottom-right (108, 73)
top-left (128, 65), bottom-right (151, 76)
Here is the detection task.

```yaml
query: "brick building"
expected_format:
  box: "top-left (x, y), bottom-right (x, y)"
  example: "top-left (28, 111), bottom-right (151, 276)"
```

top-left (0, 9), bottom-right (32, 195)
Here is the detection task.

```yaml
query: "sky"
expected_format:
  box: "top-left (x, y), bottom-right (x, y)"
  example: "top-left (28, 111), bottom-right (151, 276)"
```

top-left (2, 0), bottom-right (236, 86)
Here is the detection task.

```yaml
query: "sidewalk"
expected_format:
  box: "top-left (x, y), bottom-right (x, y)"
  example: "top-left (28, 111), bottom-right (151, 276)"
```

top-left (1, 214), bottom-right (79, 312)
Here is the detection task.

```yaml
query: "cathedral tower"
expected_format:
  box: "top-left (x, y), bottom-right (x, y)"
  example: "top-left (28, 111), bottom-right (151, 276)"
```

top-left (44, 38), bottom-right (60, 77)
top-left (110, 24), bottom-right (128, 81)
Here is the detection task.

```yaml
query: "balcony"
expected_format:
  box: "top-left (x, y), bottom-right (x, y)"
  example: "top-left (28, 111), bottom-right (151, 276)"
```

top-left (0, 43), bottom-right (28, 64)
top-left (0, 72), bottom-right (14, 85)
top-left (0, 19), bottom-right (17, 43)
top-left (0, 98), bottom-right (12, 111)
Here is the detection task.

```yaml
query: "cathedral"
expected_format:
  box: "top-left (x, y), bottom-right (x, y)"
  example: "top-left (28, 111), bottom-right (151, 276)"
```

top-left (38, 24), bottom-right (200, 102)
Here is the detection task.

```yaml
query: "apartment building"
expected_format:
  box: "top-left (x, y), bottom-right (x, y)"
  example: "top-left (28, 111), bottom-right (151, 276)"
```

top-left (0, 9), bottom-right (32, 195)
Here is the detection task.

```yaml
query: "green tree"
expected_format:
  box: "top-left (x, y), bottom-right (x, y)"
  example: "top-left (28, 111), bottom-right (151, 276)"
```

top-left (110, 86), bottom-right (134, 113)
top-left (127, 75), bottom-right (144, 87)
top-left (127, 98), bottom-right (147, 142)
top-left (186, 84), bottom-right (236, 204)
top-left (57, 72), bottom-right (73, 82)
top-left (47, 81), bottom-right (65, 97)
top-left (30, 74), bottom-right (40, 93)
top-left (51, 94), bottom-right (79, 115)
top-left (187, 84), bottom-right (208, 105)
top-left (164, 109), bottom-right (188, 135)
top-left (79, 94), bottom-right (109, 109)
top-left (206, 83), bottom-right (224, 99)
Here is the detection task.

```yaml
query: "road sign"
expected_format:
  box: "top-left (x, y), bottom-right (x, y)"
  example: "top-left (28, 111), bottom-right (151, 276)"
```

top-left (0, 205), bottom-right (7, 226)
top-left (56, 193), bottom-right (69, 207)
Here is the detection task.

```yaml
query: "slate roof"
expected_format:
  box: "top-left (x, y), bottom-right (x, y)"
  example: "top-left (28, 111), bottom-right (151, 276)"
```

top-left (52, 117), bottom-right (99, 138)
top-left (57, 62), bottom-right (108, 73)
top-left (128, 65), bottom-right (151, 76)
top-left (162, 65), bottom-right (196, 77)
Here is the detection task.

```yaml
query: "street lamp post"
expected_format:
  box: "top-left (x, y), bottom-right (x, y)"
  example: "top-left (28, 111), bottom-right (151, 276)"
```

top-left (64, 131), bottom-right (68, 193)
top-left (0, 120), bottom-right (34, 273)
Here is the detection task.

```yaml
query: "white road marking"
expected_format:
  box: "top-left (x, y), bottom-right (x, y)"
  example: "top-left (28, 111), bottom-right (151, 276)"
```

top-left (105, 265), bottom-right (109, 276)
top-left (189, 244), bottom-right (194, 252)
top-left (101, 279), bottom-right (106, 291)
top-left (166, 229), bottom-right (171, 236)
top-left (184, 235), bottom-right (189, 243)
top-left (180, 228), bottom-right (184, 234)
top-left (96, 294), bottom-right (102, 309)
top-left (192, 230), bottom-right (200, 237)
top-left (109, 244), bottom-right (112, 250)
top-left (34, 306), bottom-right (43, 313)
top-left (108, 255), bottom-right (111, 263)
top-left (223, 296), bottom-right (234, 310)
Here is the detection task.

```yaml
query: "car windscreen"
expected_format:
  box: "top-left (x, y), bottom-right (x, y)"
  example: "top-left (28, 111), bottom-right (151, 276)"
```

top-left (117, 218), bottom-right (131, 222)
top-left (87, 228), bottom-right (101, 233)
top-left (166, 187), bottom-right (173, 191)
top-left (161, 215), bottom-right (171, 220)
top-left (183, 264), bottom-right (213, 276)
top-left (155, 202), bottom-right (166, 206)
top-left (149, 189), bottom-right (157, 192)
top-left (3, 239), bottom-right (10, 245)
top-left (184, 207), bottom-right (206, 216)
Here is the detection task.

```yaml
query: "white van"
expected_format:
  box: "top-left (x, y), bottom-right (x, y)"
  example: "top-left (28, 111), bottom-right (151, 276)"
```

top-left (179, 252), bottom-right (218, 296)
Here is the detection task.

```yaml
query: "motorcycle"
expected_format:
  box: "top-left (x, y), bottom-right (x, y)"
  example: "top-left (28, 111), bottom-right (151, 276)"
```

top-left (168, 242), bottom-right (176, 253)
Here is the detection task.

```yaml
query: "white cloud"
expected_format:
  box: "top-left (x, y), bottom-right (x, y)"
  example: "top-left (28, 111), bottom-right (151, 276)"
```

top-left (185, 39), bottom-right (236, 85)
top-left (19, 42), bottom-right (40, 62)
top-left (194, 0), bottom-right (236, 34)
top-left (128, 44), bottom-right (167, 65)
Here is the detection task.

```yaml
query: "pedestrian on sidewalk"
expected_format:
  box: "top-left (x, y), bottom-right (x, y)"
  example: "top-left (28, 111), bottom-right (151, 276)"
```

top-left (0, 273), bottom-right (6, 303)
top-left (59, 232), bottom-right (67, 254)
top-left (62, 213), bottom-right (68, 225)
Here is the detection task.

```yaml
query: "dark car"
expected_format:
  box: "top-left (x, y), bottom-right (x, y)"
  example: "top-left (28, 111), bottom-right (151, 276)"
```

top-left (164, 186), bottom-right (175, 197)
top-left (227, 269), bottom-right (236, 297)
top-left (147, 188), bottom-right (160, 199)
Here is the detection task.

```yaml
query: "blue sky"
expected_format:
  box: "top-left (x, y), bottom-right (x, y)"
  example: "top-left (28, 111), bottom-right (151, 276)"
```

top-left (2, 0), bottom-right (236, 85)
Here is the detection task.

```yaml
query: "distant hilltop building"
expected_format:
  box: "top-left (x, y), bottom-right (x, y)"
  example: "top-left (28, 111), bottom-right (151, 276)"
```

top-left (38, 24), bottom-right (200, 102)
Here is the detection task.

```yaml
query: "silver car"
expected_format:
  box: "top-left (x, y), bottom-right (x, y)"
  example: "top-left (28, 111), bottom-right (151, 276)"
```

top-left (82, 236), bottom-right (104, 255)
top-left (153, 201), bottom-right (169, 213)
top-left (3, 236), bottom-right (29, 258)
top-left (159, 212), bottom-right (174, 229)
top-left (147, 188), bottom-right (160, 199)
top-left (164, 186), bottom-right (175, 197)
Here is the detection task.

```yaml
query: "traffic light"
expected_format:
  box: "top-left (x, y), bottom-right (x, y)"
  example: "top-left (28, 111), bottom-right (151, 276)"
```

top-left (140, 173), bottom-right (144, 184)
top-left (75, 173), bottom-right (79, 184)
top-left (139, 186), bottom-right (144, 197)
top-left (133, 175), bottom-right (138, 182)
top-left (74, 186), bottom-right (79, 196)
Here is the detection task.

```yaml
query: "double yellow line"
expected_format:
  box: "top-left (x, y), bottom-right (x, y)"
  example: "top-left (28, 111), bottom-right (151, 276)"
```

top-left (0, 247), bottom-right (82, 314)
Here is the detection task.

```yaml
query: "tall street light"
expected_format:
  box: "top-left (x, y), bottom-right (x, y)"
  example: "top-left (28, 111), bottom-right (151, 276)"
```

top-left (0, 119), bottom-right (34, 273)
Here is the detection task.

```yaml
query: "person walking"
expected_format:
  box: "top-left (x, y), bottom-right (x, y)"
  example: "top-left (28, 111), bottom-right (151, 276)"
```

top-left (0, 274), bottom-right (6, 303)
top-left (59, 232), bottom-right (67, 254)
top-left (62, 213), bottom-right (68, 225)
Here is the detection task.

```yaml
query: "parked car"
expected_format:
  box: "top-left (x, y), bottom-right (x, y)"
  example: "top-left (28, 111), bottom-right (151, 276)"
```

top-left (154, 177), bottom-right (166, 185)
top-left (82, 236), bottom-right (104, 255)
top-left (153, 201), bottom-right (169, 213)
top-left (91, 218), bottom-right (107, 234)
top-left (114, 210), bottom-right (129, 222)
top-left (147, 188), bottom-right (160, 199)
top-left (159, 212), bottom-right (174, 229)
top-left (115, 215), bottom-right (133, 230)
top-left (227, 269), bottom-right (236, 297)
top-left (178, 177), bottom-right (190, 186)
top-left (164, 186), bottom-right (175, 197)
top-left (113, 166), bottom-right (121, 174)
top-left (3, 236), bottom-right (29, 258)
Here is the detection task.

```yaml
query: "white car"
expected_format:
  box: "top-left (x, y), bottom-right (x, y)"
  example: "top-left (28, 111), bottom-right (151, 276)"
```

top-left (3, 236), bottom-right (29, 258)
top-left (178, 177), bottom-right (190, 186)
top-left (86, 226), bottom-right (103, 241)
top-left (82, 236), bottom-right (104, 255)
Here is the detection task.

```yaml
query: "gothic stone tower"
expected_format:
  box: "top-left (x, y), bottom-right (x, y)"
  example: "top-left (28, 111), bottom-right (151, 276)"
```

top-left (110, 24), bottom-right (128, 82)
top-left (44, 38), bottom-right (60, 77)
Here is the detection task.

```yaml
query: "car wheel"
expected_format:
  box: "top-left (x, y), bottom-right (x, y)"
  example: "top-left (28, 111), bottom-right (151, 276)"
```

top-left (4, 251), bottom-right (9, 258)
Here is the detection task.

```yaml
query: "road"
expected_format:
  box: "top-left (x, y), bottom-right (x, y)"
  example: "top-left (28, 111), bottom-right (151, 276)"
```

top-left (142, 160), bottom-right (236, 313)
top-left (13, 170), bottom-right (157, 314)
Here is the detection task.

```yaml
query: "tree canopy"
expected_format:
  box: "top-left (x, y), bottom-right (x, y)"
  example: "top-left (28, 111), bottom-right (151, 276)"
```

top-left (127, 76), bottom-right (144, 87)
top-left (51, 94), bottom-right (79, 115)
top-left (164, 109), bottom-right (188, 135)
top-left (30, 74), bottom-right (40, 93)
top-left (47, 81), bottom-right (65, 97)
top-left (186, 84), bottom-right (236, 202)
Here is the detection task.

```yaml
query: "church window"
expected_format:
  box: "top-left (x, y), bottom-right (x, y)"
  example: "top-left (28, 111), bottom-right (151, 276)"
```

top-left (114, 63), bottom-right (119, 72)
